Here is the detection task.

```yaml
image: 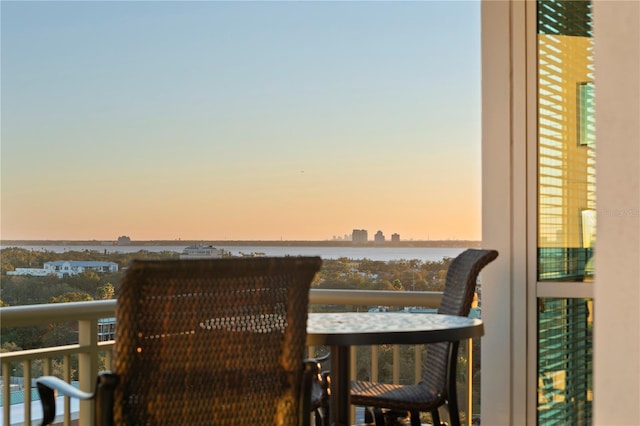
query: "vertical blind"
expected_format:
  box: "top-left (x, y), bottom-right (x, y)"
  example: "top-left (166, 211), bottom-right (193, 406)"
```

top-left (537, 1), bottom-right (594, 424)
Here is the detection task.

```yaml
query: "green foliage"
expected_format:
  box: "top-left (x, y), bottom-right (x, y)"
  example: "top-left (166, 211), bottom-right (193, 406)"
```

top-left (311, 257), bottom-right (452, 294)
top-left (0, 247), bottom-right (47, 274)
top-left (63, 271), bottom-right (101, 294)
top-left (1, 341), bottom-right (22, 352)
top-left (1, 325), bottom-right (47, 350)
top-left (49, 291), bottom-right (93, 303)
top-left (1, 275), bottom-right (80, 305)
top-left (42, 321), bottom-right (79, 347)
top-left (392, 279), bottom-right (404, 290)
top-left (96, 283), bottom-right (115, 300)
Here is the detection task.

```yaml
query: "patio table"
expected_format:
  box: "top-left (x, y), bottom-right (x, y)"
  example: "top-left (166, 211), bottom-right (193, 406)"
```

top-left (306, 312), bottom-right (484, 426)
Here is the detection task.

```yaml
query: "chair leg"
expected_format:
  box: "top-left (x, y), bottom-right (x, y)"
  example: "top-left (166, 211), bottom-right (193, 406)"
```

top-left (364, 406), bottom-right (375, 424)
top-left (409, 410), bottom-right (421, 426)
top-left (447, 395), bottom-right (461, 426)
top-left (314, 408), bottom-right (327, 426)
top-left (372, 407), bottom-right (386, 426)
top-left (430, 409), bottom-right (441, 426)
top-left (446, 341), bottom-right (461, 426)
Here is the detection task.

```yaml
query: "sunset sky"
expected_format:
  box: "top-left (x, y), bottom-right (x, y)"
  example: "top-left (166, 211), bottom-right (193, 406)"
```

top-left (1, 1), bottom-right (481, 242)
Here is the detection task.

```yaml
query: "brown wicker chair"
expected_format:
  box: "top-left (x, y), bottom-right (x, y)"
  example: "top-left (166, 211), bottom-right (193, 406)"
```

top-left (36, 256), bottom-right (322, 426)
top-left (350, 249), bottom-right (498, 426)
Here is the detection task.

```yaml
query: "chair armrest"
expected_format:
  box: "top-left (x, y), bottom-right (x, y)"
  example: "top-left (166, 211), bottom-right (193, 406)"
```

top-left (37, 376), bottom-right (95, 399)
top-left (309, 352), bottom-right (330, 364)
top-left (36, 372), bottom-right (119, 426)
top-left (37, 376), bottom-right (94, 426)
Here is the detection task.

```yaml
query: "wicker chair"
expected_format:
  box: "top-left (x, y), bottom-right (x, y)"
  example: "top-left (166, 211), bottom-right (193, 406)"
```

top-left (350, 249), bottom-right (498, 426)
top-left (36, 256), bottom-right (322, 426)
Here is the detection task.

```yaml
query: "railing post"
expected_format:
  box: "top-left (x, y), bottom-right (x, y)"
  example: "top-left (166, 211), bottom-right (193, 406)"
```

top-left (393, 345), bottom-right (400, 384)
top-left (350, 347), bottom-right (356, 423)
top-left (23, 359), bottom-right (32, 425)
top-left (64, 354), bottom-right (71, 426)
top-left (79, 318), bottom-right (99, 426)
top-left (104, 347), bottom-right (113, 371)
top-left (466, 339), bottom-right (473, 426)
top-left (3, 362), bottom-right (11, 426)
top-left (414, 345), bottom-right (421, 384)
top-left (371, 345), bottom-right (378, 382)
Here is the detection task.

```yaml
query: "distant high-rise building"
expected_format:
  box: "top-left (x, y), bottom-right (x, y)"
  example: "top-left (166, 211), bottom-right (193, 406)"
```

top-left (391, 233), bottom-right (400, 242)
top-left (374, 230), bottom-right (385, 244)
top-left (352, 229), bottom-right (368, 244)
top-left (117, 235), bottom-right (131, 245)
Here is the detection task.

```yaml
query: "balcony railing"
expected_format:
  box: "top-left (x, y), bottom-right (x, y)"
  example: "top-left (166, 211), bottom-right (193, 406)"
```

top-left (0, 290), bottom-right (477, 426)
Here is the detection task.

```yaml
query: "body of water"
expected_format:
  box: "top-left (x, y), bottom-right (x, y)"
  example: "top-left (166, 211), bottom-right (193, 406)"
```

top-left (3, 244), bottom-right (468, 262)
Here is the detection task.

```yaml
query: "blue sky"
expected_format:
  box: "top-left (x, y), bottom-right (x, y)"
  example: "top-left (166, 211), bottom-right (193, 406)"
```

top-left (1, 1), bottom-right (481, 241)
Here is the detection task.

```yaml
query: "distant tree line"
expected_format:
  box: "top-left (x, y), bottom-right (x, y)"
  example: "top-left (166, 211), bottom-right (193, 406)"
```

top-left (1, 248), bottom-right (453, 309)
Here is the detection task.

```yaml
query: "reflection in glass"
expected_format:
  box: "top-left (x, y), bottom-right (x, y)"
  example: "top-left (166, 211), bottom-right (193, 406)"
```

top-left (537, 1), bottom-right (594, 424)
top-left (538, 298), bottom-right (593, 425)
top-left (537, 0), bottom-right (595, 282)
top-left (578, 82), bottom-right (595, 147)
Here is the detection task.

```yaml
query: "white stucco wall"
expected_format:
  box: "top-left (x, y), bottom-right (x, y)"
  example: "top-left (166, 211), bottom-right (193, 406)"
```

top-left (593, 1), bottom-right (640, 424)
top-left (481, 1), bottom-right (529, 423)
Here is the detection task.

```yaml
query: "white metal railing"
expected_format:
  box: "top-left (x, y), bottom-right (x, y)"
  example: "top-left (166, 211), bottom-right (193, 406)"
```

top-left (0, 290), bottom-right (478, 426)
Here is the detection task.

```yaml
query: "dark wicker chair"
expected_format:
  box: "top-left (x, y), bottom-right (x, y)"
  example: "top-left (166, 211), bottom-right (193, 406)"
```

top-left (350, 249), bottom-right (498, 426)
top-left (36, 256), bottom-right (322, 426)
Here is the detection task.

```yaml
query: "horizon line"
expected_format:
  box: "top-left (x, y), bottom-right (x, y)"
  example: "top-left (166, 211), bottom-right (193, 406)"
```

top-left (1, 239), bottom-right (481, 243)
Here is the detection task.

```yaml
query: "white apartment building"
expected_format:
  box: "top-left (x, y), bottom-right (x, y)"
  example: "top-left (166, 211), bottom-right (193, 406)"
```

top-left (7, 261), bottom-right (119, 278)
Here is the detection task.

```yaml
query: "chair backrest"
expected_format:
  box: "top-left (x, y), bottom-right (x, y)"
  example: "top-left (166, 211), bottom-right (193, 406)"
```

top-left (437, 249), bottom-right (499, 317)
top-left (422, 249), bottom-right (498, 394)
top-left (113, 256), bottom-right (322, 426)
